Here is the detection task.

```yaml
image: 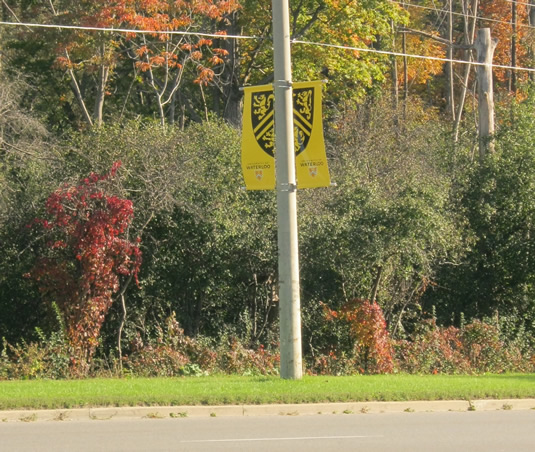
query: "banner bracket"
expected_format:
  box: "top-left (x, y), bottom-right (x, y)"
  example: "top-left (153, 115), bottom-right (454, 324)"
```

top-left (273, 80), bottom-right (292, 89)
top-left (279, 182), bottom-right (297, 192)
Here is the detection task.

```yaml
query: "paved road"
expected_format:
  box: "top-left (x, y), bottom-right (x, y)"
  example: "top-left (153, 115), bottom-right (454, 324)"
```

top-left (1, 410), bottom-right (534, 452)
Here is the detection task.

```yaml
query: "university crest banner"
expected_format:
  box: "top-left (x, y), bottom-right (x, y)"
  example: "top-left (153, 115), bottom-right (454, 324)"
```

top-left (241, 81), bottom-right (330, 190)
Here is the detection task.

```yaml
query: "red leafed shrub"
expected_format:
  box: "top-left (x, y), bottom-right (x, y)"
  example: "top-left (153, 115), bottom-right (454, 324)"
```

top-left (394, 318), bottom-right (471, 374)
top-left (394, 318), bottom-right (534, 374)
top-left (28, 162), bottom-right (141, 369)
top-left (323, 299), bottom-right (394, 374)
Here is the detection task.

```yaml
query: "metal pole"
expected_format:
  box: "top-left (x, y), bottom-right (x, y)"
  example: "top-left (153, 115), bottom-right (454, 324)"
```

top-left (271, 0), bottom-right (303, 379)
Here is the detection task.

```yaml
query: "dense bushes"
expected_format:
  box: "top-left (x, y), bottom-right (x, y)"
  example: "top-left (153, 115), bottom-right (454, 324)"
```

top-left (2, 311), bottom-right (533, 379)
top-left (1, 96), bottom-right (535, 379)
top-left (395, 317), bottom-right (534, 374)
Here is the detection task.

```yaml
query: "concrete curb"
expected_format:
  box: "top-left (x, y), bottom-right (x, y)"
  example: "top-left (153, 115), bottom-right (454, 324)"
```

top-left (1, 399), bottom-right (534, 422)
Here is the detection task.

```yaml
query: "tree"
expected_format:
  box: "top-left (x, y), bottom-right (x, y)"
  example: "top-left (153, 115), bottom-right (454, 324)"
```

top-left (298, 97), bottom-right (463, 342)
top-left (323, 298), bottom-right (394, 374)
top-left (0, 74), bottom-right (53, 345)
top-left (427, 96), bottom-right (535, 327)
top-left (480, 0), bottom-right (530, 92)
top-left (216, 0), bottom-right (407, 123)
top-left (28, 163), bottom-right (142, 368)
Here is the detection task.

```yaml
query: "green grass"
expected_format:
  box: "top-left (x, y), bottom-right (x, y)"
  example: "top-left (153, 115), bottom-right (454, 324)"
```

top-left (0, 374), bottom-right (534, 410)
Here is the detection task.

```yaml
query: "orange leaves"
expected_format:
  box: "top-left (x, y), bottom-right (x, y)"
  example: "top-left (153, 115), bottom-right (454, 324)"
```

top-left (197, 38), bottom-right (213, 47)
top-left (401, 34), bottom-right (445, 85)
top-left (479, 0), bottom-right (529, 83)
top-left (191, 50), bottom-right (203, 61)
top-left (135, 46), bottom-right (150, 57)
top-left (323, 299), bottom-right (394, 374)
top-left (135, 51), bottom-right (180, 70)
top-left (55, 56), bottom-right (74, 70)
top-left (209, 55), bottom-right (224, 66)
top-left (194, 66), bottom-right (215, 85)
top-left (191, 0), bottom-right (240, 19)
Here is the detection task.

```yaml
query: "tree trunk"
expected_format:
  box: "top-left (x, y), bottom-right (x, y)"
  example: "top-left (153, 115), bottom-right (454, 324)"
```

top-left (370, 266), bottom-right (383, 303)
top-left (446, 0), bottom-right (455, 120)
top-left (454, 0), bottom-right (479, 142)
top-left (402, 29), bottom-right (408, 119)
top-left (68, 67), bottom-right (93, 127)
top-left (530, 1), bottom-right (535, 82)
top-left (511, 0), bottom-right (517, 93)
top-left (391, 20), bottom-right (399, 112)
top-left (93, 44), bottom-right (109, 126)
top-left (221, 11), bottom-right (243, 126)
top-left (474, 28), bottom-right (498, 159)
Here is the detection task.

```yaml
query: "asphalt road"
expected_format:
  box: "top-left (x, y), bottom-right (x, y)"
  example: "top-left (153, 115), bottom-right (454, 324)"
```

top-left (1, 410), bottom-right (534, 452)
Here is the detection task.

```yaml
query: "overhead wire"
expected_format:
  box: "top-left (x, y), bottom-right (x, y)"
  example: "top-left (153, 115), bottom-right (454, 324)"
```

top-left (504, 0), bottom-right (534, 7)
top-left (291, 39), bottom-right (535, 73)
top-left (1, 19), bottom-right (535, 73)
top-left (0, 20), bottom-right (260, 40)
top-left (393, 1), bottom-right (535, 31)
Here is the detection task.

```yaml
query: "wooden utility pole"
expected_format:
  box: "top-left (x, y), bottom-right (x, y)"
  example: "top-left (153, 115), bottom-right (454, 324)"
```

top-left (271, 0), bottom-right (303, 380)
top-left (474, 28), bottom-right (497, 160)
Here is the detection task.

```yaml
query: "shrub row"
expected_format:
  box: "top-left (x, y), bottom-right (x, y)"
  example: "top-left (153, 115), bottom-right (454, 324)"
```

top-left (1, 313), bottom-right (533, 379)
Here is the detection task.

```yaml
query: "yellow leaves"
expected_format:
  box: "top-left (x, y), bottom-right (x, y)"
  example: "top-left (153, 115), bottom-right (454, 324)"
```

top-left (400, 35), bottom-right (445, 85)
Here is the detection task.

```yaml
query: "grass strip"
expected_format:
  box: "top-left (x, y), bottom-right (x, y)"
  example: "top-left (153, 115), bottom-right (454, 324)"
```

top-left (0, 374), bottom-right (534, 410)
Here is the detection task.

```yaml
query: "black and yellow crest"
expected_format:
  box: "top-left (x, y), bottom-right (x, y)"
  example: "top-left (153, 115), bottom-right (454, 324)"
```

top-left (250, 87), bottom-right (315, 157)
top-left (251, 91), bottom-right (275, 157)
top-left (293, 86), bottom-right (314, 156)
top-left (241, 81), bottom-right (330, 190)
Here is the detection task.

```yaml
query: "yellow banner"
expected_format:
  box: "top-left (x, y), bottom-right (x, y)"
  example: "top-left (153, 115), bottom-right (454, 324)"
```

top-left (293, 81), bottom-right (331, 189)
top-left (241, 81), bottom-right (330, 190)
top-left (241, 85), bottom-right (276, 190)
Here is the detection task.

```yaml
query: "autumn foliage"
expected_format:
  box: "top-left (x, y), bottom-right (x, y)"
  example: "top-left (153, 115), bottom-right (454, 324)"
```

top-left (28, 163), bottom-right (141, 367)
top-left (84, 0), bottom-right (239, 85)
top-left (323, 299), bottom-right (394, 374)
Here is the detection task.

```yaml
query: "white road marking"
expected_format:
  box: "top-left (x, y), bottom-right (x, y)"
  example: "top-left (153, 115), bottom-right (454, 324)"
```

top-left (181, 435), bottom-right (382, 443)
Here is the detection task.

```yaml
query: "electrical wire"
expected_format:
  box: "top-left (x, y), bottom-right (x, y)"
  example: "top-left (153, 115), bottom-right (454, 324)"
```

top-left (0, 20), bottom-right (261, 40)
top-left (293, 39), bottom-right (535, 73)
top-left (1, 20), bottom-right (535, 73)
top-left (393, 1), bottom-right (535, 31)
top-left (504, 0), bottom-right (534, 7)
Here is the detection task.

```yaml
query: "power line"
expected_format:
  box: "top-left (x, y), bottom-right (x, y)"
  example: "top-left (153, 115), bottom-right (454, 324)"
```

top-left (0, 20), bottom-right (261, 41)
top-left (505, 0), bottom-right (534, 7)
top-left (292, 39), bottom-right (535, 73)
top-left (393, 1), bottom-right (535, 31)
top-left (2, 20), bottom-right (535, 73)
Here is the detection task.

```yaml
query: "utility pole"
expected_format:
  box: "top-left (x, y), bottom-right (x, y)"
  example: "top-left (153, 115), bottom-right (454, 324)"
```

top-left (474, 28), bottom-right (497, 160)
top-left (271, 0), bottom-right (303, 379)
